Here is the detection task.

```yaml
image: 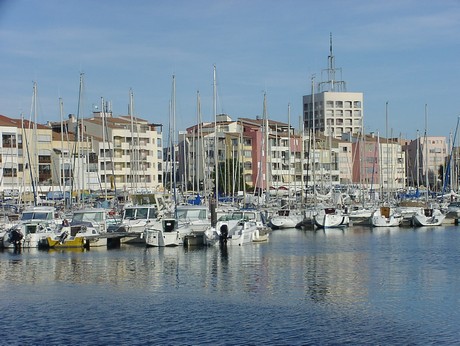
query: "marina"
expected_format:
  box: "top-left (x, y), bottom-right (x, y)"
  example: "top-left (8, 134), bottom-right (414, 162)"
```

top-left (0, 2), bottom-right (460, 344)
top-left (1, 224), bottom-right (460, 344)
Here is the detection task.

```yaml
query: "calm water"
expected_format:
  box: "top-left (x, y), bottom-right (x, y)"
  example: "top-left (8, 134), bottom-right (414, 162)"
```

top-left (1, 225), bottom-right (460, 345)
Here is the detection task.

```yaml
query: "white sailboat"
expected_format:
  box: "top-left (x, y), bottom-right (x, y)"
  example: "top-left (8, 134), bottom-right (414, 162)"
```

top-left (371, 102), bottom-right (401, 227)
top-left (412, 208), bottom-right (445, 226)
top-left (370, 206), bottom-right (402, 227)
top-left (411, 105), bottom-right (445, 227)
top-left (314, 207), bottom-right (349, 228)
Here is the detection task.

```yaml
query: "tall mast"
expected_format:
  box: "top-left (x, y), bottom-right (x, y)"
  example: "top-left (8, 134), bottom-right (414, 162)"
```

top-left (416, 129), bottom-right (420, 188)
top-left (311, 76), bottom-right (316, 198)
top-left (197, 91), bottom-right (206, 198)
top-left (195, 91), bottom-right (200, 194)
top-left (59, 97), bottom-right (64, 195)
top-left (71, 73), bottom-right (84, 206)
top-left (263, 92), bottom-right (270, 205)
top-left (287, 103), bottom-right (292, 205)
top-left (27, 82), bottom-right (39, 206)
top-left (129, 88), bottom-right (135, 191)
top-left (213, 65), bottom-right (218, 207)
top-left (424, 104), bottom-right (429, 197)
top-left (385, 101), bottom-right (389, 203)
top-left (101, 97), bottom-right (107, 201)
top-left (300, 113), bottom-right (305, 206)
top-left (172, 75), bottom-right (177, 207)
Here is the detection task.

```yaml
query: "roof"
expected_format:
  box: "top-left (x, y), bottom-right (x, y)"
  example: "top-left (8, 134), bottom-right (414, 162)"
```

top-left (0, 114), bottom-right (50, 130)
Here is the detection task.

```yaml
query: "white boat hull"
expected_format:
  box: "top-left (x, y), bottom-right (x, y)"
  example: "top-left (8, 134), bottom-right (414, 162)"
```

top-left (145, 229), bottom-right (182, 247)
top-left (205, 220), bottom-right (259, 246)
top-left (269, 215), bottom-right (302, 229)
top-left (412, 209), bottom-right (446, 227)
top-left (314, 214), bottom-right (349, 228)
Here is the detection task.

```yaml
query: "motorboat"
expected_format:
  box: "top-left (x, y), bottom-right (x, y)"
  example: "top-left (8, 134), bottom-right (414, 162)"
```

top-left (108, 204), bottom-right (158, 243)
top-left (2, 206), bottom-right (61, 249)
top-left (204, 218), bottom-right (260, 246)
top-left (64, 208), bottom-right (111, 247)
top-left (46, 225), bottom-right (87, 249)
top-left (144, 218), bottom-right (186, 247)
top-left (215, 209), bottom-right (270, 243)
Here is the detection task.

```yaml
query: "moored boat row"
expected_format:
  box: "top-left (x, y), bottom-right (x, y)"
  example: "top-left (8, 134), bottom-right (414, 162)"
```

top-left (3, 193), bottom-right (460, 251)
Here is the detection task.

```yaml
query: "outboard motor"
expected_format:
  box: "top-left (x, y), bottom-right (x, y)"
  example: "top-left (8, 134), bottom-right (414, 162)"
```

top-left (10, 229), bottom-right (23, 249)
top-left (219, 224), bottom-right (229, 244)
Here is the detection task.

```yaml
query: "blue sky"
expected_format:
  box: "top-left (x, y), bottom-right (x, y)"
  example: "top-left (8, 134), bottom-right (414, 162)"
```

top-left (0, 0), bottom-right (459, 139)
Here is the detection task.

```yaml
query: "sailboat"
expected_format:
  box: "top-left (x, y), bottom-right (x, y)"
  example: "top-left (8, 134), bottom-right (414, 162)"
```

top-left (411, 105), bottom-right (445, 227)
top-left (3, 83), bottom-right (62, 249)
top-left (268, 104), bottom-right (303, 229)
top-left (370, 102), bottom-right (402, 227)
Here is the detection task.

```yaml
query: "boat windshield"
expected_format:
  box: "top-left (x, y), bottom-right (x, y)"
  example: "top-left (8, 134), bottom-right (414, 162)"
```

top-left (21, 212), bottom-right (52, 221)
top-left (177, 208), bottom-right (207, 221)
top-left (124, 207), bottom-right (156, 220)
top-left (73, 212), bottom-right (104, 223)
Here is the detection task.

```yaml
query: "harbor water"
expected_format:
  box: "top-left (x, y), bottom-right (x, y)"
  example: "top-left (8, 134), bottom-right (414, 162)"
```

top-left (1, 225), bottom-right (460, 345)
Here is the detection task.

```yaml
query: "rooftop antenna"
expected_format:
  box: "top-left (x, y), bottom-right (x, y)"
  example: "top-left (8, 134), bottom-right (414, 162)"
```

top-left (319, 33), bottom-right (346, 92)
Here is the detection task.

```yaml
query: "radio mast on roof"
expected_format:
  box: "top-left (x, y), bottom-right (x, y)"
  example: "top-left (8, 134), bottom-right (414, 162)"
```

top-left (319, 33), bottom-right (346, 92)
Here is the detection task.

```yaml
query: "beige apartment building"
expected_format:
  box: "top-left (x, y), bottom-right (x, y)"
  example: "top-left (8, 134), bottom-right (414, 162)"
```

top-left (0, 114), bottom-right (55, 201)
top-left (80, 111), bottom-right (164, 194)
top-left (406, 135), bottom-right (448, 190)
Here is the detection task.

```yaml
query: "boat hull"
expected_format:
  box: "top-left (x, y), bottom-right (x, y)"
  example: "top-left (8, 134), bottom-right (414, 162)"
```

top-left (47, 237), bottom-right (86, 249)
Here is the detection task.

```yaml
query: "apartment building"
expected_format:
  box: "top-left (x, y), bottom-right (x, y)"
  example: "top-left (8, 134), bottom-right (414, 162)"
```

top-left (405, 135), bottom-right (447, 190)
top-left (77, 111), bottom-right (163, 193)
top-left (0, 114), bottom-right (56, 201)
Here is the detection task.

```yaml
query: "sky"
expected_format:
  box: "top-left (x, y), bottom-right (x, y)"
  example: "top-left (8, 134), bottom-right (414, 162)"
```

top-left (0, 0), bottom-right (459, 140)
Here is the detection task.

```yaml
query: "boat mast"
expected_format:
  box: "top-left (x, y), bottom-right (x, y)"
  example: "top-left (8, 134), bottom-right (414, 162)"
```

top-left (172, 75), bottom-right (177, 209)
top-left (129, 88), bottom-right (136, 191)
top-left (263, 92), bottom-right (270, 205)
top-left (424, 104), bottom-right (429, 200)
top-left (443, 116), bottom-right (460, 196)
top-left (101, 97), bottom-right (107, 201)
top-left (385, 101), bottom-right (389, 204)
top-left (213, 65), bottom-right (218, 208)
top-left (311, 76), bottom-right (316, 202)
top-left (287, 103), bottom-right (292, 206)
top-left (195, 91), bottom-right (200, 194)
top-left (59, 97), bottom-right (64, 196)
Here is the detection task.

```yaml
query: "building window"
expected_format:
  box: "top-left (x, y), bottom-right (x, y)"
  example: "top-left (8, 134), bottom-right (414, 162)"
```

top-left (2, 134), bottom-right (16, 148)
top-left (3, 168), bottom-right (17, 177)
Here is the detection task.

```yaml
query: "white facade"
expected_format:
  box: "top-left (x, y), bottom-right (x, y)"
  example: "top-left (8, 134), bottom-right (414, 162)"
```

top-left (303, 91), bottom-right (363, 139)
